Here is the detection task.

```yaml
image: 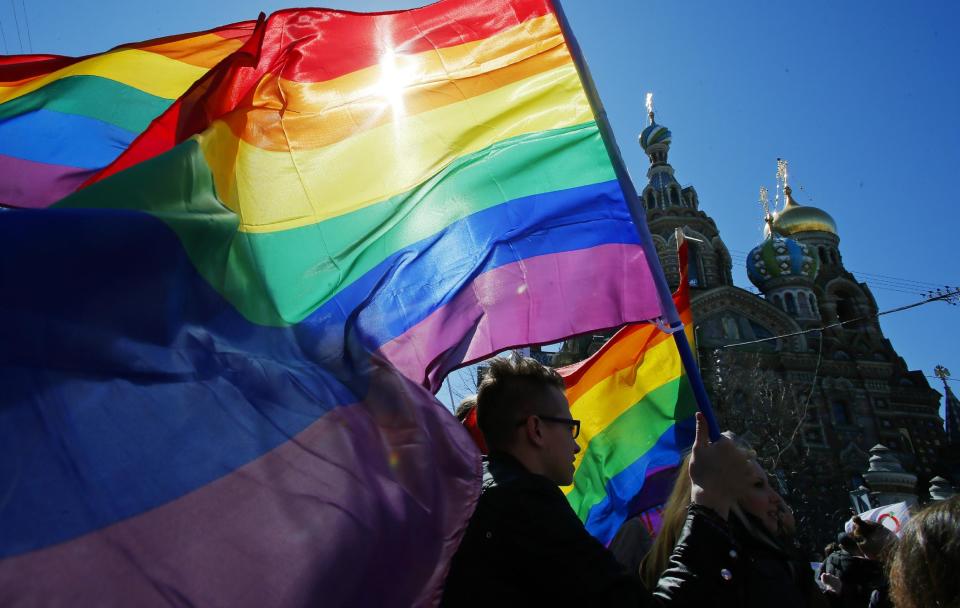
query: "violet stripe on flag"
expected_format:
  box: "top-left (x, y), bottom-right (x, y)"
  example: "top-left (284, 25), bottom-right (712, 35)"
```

top-left (380, 243), bottom-right (660, 391)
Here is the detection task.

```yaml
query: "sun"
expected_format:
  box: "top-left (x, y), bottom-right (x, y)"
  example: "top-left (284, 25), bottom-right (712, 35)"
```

top-left (373, 48), bottom-right (416, 117)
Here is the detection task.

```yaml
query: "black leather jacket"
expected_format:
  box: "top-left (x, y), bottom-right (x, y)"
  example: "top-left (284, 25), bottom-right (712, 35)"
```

top-left (440, 452), bottom-right (741, 607)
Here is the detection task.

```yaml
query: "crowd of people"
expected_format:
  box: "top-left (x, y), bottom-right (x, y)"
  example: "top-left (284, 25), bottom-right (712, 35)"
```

top-left (442, 354), bottom-right (959, 607)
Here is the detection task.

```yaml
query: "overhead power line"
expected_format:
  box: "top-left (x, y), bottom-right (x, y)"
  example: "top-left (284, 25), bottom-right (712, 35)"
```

top-left (9, 0), bottom-right (22, 53)
top-left (716, 288), bottom-right (960, 349)
top-left (0, 13), bottom-right (9, 54)
top-left (19, 0), bottom-right (31, 52)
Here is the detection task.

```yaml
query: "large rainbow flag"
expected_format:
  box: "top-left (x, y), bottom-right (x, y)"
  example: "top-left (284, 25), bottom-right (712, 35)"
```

top-left (0, 20), bottom-right (256, 208)
top-left (0, 0), bottom-right (668, 604)
top-left (560, 242), bottom-right (697, 545)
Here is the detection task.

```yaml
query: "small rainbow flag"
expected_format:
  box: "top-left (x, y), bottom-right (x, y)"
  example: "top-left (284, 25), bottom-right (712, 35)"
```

top-left (0, 0), bottom-right (668, 604)
top-left (0, 21), bottom-right (255, 208)
top-left (560, 242), bottom-right (697, 545)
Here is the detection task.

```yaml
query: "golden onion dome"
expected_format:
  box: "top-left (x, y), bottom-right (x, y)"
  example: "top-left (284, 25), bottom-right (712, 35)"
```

top-left (770, 186), bottom-right (837, 236)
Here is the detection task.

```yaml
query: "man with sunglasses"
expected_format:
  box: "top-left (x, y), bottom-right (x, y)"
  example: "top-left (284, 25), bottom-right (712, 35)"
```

top-left (441, 354), bottom-right (752, 607)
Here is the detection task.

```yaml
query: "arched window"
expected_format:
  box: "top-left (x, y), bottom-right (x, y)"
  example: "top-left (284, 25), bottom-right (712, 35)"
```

top-left (644, 191), bottom-right (654, 210)
top-left (784, 292), bottom-right (798, 316)
top-left (688, 242), bottom-right (705, 288)
top-left (830, 250), bottom-right (838, 265)
top-left (773, 294), bottom-right (783, 310)
top-left (832, 401), bottom-right (851, 426)
top-left (670, 188), bottom-right (680, 206)
top-left (837, 297), bottom-right (858, 325)
top-left (798, 293), bottom-right (811, 316)
top-left (819, 246), bottom-right (827, 264)
top-left (808, 294), bottom-right (817, 316)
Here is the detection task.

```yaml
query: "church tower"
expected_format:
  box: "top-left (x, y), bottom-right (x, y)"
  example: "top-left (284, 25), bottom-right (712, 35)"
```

top-left (766, 164), bottom-right (887, 360)
top-left (638, 98), bottom-right (733, 292)
top-left (747, 185), bottom-right (822, 324)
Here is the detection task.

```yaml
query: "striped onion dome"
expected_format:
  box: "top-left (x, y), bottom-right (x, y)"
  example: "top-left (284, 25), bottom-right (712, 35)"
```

top-left (639, 121), bottom-right (671, 150)
top-left (747, 234), bottom-right (820, 290)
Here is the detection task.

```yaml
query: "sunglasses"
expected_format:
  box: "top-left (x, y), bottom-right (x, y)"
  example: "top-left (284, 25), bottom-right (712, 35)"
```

top-left (516, 414), bottom-right (581, 439)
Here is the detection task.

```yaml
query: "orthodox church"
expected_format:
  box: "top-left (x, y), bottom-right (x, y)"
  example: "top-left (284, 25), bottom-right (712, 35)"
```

top-left (549, 107), bottom-right (956, 540)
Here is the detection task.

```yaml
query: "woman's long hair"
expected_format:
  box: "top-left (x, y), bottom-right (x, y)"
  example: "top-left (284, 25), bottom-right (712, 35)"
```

top-left (639, 453), bottom-right (692, 588)
top-left (640, 438), bottom-right (782, 589)
top-left (888, 496), bottom-right (960, 608)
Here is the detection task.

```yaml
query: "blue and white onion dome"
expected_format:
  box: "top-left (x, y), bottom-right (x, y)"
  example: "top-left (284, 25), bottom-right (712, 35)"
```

top-left (746, 234), bottom-right (820, 290)
top-left (639, 121), bottom-right (671, 150)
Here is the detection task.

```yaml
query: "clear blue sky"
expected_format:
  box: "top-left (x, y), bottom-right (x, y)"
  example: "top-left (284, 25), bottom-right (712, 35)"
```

top-left (6, 0), bottom-right (958, 412)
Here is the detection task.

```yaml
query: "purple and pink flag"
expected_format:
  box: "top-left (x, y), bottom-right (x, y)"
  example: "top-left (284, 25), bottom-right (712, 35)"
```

top-left (0, 0), bottom-right (666, 604)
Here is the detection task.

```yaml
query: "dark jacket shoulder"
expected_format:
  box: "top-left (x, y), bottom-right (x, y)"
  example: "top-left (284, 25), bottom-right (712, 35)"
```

top-left (441, 453), bottom-right (641, 607)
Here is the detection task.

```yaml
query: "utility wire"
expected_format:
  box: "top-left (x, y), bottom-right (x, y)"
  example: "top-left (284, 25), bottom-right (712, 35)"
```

top-left (0, 13), bottom-right (9, 54)
top-left (9, 0), bottom-right (22, 53)
top-left (18, 0), bottom-right (30, 52)
top-left (716, 288), bottom-right (960, 349)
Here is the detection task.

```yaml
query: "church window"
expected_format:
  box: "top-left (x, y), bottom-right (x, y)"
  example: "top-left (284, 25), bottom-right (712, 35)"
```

top-left (772, 294), bottom-right (783, 310)
top-left (784, 292), bottom-right (798, 316)
top-left (748, 321), bottom-right (776, 349)
top-left (670, 188), bottom-right (680, 206)
top-left (830, 250), bottom-right (838, 265)
top-left (836, 297), bottom-right (859, 326)
top-left (819, 247), bottom-right (827, 264)
top-left (798, 293), bottom-right (811, 316)
top-left (808, 294), bottom-right (817, 315)
top-left (832, 401), bottom-right (852, 425)
top-left (721, 316), bottom-right (740, 340)
top-left (688, 243), bottom-right (705, 288)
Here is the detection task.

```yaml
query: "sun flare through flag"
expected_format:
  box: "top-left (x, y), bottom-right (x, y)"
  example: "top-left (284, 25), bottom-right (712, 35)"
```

top-left (0, 0), bottom-right (670, 605)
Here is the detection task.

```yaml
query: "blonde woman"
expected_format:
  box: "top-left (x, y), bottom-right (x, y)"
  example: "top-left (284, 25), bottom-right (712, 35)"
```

top-left (640, 447), bottom-right (828, 608)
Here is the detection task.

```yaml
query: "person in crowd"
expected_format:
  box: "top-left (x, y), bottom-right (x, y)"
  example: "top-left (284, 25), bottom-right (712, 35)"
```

top-left (640, 443), bottom-right (829, 607)
top-left (819, 531), bottom-right (883, 607)
top-left (822, 541), bottom-right (839, 562)
top-left (887, 496), bottom-right (959, 608)
top-left (440, 354), bottom-right (755, 607)
top-left (608, 510), bottom-right (654, 575)
top-left (454, 395), bottom-right (477, 421)
top-left (849, 516), bottom-right (897, 608)
top-left (454, 394), bottom-right (487, 453)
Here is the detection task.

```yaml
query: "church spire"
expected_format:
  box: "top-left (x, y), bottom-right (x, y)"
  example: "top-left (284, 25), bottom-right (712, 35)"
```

top-left (775, 158), bottom-right (788, 213)
top-left (759, 186), bottom-right (773, 231)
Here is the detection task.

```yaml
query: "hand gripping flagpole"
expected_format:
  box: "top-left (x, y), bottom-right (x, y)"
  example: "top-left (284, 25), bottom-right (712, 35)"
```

top-left (552, 0), bottom-right (721, 440)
